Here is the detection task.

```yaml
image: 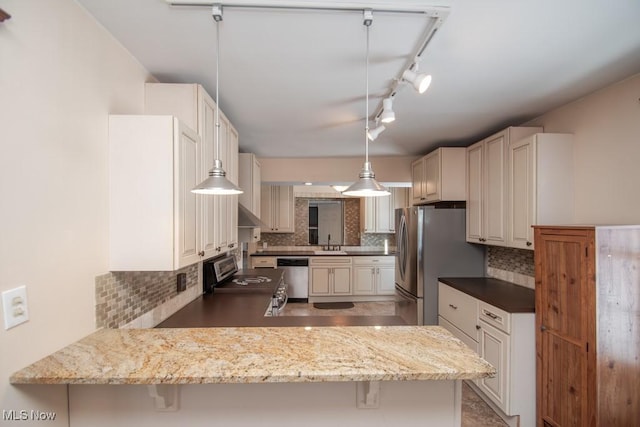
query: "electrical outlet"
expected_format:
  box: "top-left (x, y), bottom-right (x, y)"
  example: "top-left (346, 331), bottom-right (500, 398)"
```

top-left (176, 273), bottom-right (187, 293)
top-left (2, 286), bottom-right (29, 330)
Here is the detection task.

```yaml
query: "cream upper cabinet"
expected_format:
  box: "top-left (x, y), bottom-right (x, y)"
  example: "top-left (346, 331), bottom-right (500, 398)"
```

top-left (361, 188), bottom-right (408, 233)
top-left (260, 185), bottom-right (295, 233)
top-left (144, 83), bottom-right (239, 257)
top-left (466, 126), bottom-right (542, 246)
top-left (109, 115), bottom-right (202, 271)
top-left (411, 147), bottom-right (466, 205)
top-left (507, 133), bottom-right (573, 250)
top-left (238, 153), bottom-right (261, 218)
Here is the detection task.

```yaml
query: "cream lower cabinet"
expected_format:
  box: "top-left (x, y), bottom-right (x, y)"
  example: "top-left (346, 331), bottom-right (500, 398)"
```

top-left (352, 257), bottom-right (395, 295)
top-left (438, 282), bottom-right (535, 427)
top-left (466, 126), bottom-right (542, 246)
top-left (309, 257), bottom-right (352, 297)
top-left (109, 115), bottom-right (202, 271)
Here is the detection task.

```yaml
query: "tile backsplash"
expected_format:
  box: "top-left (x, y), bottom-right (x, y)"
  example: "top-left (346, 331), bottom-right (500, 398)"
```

top-left (95, 263), bottom-right (199, 329)
top-left (486, 246), bottom-right (535, 289)
top-left (260, 198), bottom-right (363, 247)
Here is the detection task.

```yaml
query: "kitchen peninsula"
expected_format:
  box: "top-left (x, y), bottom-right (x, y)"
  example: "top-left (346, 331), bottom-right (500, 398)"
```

top-left (11, 325), bottom-right (494, 426)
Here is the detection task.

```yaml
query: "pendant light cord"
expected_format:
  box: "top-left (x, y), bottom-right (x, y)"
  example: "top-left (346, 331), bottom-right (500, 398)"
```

top-left (215, 19), bottom-right (221, 162)
top-left (364, 21), bottom-right (370, 163)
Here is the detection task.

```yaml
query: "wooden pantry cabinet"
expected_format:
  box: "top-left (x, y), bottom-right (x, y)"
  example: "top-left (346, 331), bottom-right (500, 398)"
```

top-left (534, 226), bottom-right (640, 427)
top-left (412, 147), bottom-right (465, 205)
top-left (466, 126), bottom-right (542, 246)
top-left (145, 83), bottom-right (239, 257)
top-left (109, 115), bottom-right (202, 271)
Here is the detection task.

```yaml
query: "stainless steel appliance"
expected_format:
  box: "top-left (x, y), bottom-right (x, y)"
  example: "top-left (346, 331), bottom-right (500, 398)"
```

top-left (203, 254), bottom-right (288, 316)
top-left (276, 257), bottom-right (309, 301)
top-left (395, 206), bottom-right (485, 325)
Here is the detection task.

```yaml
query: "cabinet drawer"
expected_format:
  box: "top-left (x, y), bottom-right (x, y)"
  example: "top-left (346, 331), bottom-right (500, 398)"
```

top-left (352, 256), bottom-right (394, 266)
top-left (251, 257), bottom-right (276, 268)
top-left (478, 301), bottom-right (511, 334)
top-left (438, 283), bottom-right (479, 340)
top-left (439, 316), bottom-right (478, 353)
top-left (310, 257), bottom-right (352, 266)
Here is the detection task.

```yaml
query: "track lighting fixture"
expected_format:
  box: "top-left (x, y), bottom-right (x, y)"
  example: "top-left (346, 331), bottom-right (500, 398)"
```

top-left (367, 124), bottom-right (386, 141)
top-left (343, 11), bottom-right (390, 198)
top-left (380, 97), bottom-right (395, 123)
top-left (402, 69), bottom-right (432, 94)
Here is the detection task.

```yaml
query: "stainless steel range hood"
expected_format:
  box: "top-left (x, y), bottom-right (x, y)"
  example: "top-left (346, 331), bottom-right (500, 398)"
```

top-left (238, 202), bottom-right (264, 228)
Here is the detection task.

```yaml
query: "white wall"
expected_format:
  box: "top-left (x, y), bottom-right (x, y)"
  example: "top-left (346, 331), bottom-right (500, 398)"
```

top-left (0, 0), bottom-right (152, 424)
top-left (526, 73), bottom-right (640, 224)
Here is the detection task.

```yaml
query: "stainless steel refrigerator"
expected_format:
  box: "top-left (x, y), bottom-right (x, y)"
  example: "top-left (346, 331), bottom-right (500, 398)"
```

top-left (395, 206), bottom-right (485, 325)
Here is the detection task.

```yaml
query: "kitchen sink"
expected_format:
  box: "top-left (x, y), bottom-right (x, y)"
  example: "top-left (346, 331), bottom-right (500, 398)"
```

top-left (313, 250), bottom-right (348, 255)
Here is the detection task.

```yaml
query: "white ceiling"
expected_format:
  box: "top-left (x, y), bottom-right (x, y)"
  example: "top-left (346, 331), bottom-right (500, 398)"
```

top-left (77, 0), bottom-right (640, 158)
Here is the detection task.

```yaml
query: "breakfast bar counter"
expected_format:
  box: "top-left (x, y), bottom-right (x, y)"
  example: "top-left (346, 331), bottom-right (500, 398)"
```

top-left (11, 326), bottom-right (493, 385)
top-left (11, 326), bottom-right (494, 427)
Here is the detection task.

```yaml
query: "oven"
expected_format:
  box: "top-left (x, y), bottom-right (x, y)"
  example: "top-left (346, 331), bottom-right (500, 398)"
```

top-left (203, 254), bottom-right (288, 316)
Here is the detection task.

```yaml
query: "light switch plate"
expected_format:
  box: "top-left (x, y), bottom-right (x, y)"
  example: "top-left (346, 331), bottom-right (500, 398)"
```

top-left (2, 286), bottom-right (29, 330)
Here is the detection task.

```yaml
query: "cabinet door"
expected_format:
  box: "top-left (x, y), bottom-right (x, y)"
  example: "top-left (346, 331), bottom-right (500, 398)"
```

top-left (310, 267), bottom-right (331, 295)
top-left (466, 141), bottom-right (483, 243)
top-left (175, 121), bottom-right (201, 268)
top-left (332, 267), bottom-right (352, 295)
top-left (376, 265), bottom-right (395, 295)
top-left (478, 320), bottom-right (510, 414)
top-left (361, 198), bottom-right (376, 233)
top-left (411, 158), bottom-right (425, 205)
top-left (535, 228), bottom-right (594, 427)
top-left (484, 131), bottom-right (507, 245)
top-left (274, 186), bottom-right (295, 232)
top-left (199, 90), bottom-right (220, 258)
top-left (353, 266), bottom-right (376, 294)
top-left (424, 150), bottom-right (440, 202)
top-left (376, 195), bottom-right (392, 232)
top-left (260, 185), bottom-right (274, 232)
top-left (252, 157), bottom-right (261, 218)
top-left (226, 123), bottom-right (239, 250)
top-left (508, 137), bottom-right (535, 249)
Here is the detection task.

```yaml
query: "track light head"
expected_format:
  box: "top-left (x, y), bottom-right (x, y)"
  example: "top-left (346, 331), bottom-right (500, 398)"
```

top-left (367, 124), bottom-right (386, 141)
top-left (380, 97), bottom-right (395, 123)
top-left (402, 69), bottom-right (432, 94)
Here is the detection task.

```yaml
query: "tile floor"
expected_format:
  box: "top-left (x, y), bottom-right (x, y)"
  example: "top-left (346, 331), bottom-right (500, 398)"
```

top-left (282, 302), bottom-right (508, 427)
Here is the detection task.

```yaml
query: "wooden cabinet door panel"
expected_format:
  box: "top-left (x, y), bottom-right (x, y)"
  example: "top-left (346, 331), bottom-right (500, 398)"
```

top-left (535, 227), bottom-right (595, 427)
top-left (310, 268), bottom-right (330, 295)
top-left (332, 267), bottom-right (352, 295)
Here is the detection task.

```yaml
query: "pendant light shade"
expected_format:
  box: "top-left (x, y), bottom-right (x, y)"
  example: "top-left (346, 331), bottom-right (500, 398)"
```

top-left (343, 11), bottom-right (390, 198)
top-left (192, 5), bottom-right (243, 196)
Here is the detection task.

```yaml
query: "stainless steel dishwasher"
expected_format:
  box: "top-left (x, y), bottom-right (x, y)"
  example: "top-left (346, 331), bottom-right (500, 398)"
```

top-left (276, 258), bottom-right (309, 302)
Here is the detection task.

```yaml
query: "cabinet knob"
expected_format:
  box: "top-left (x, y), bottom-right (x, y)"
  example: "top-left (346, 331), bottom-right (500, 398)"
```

top-left (526, 241), bottom-right (532, 247)
top-left (540, 325), bottom-right (547, 332)
top-left (449, 304), bottom-right (458, 310)
top-left (476, 325), bottom-right (481, 330)
top-left (198, 251), bottom-right (205, 257)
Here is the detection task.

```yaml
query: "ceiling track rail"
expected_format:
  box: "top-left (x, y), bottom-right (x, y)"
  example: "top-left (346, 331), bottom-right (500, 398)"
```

top-left (165, 1), bottom-right (448, 17)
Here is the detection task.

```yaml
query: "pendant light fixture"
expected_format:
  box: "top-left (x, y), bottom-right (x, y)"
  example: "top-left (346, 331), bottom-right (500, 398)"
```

top-left (192, 5), bottom-right (243, 195)
top-left (343, 10), bottom-right (390, 198)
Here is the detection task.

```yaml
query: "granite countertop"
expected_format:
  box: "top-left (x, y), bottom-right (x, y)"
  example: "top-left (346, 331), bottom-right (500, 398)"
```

top-left (10, 326), bottom-right (495, 385)
top-left (252, 250), bottom-right (396, 257)
top-left (438, 277), bottom-right (535, 313)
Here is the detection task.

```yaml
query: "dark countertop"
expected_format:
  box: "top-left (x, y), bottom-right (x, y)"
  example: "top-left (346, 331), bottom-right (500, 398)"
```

top-left (156, 293), bottom-right (406, 327)
top-left (438, 277), bottom-right (535, 313)
top-left (251, 250), bottom-right (396, 257)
